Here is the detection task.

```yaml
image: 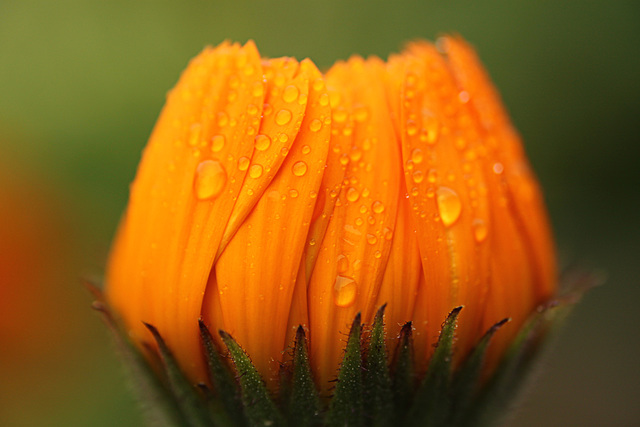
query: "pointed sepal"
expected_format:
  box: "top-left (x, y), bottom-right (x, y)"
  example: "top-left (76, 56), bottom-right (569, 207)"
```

top-left (288, 326), bottom-right (323, 426)
top-left (392, 322), bottom-right (415, 420)
top-left (326, 312), bottom-right (364, 427)
top-left (219, 330), bottom-right (285, 427)
top-left (407, 306), bottom-right (463, 427)
top-left (198, 320), bottom-right (246, 426)
top-left (145, 323), bottom-right (211, 427)
top-left (364, 305), bottom-right (394, 427)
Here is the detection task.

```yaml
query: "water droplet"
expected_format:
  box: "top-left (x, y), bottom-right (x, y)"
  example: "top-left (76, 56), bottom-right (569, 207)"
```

top-left (493, 162), bottom-right (504, 174)
top-left (211, 135), bottom-right (225, 152)
top-left (372, 200), bottom-right (385, 214)
top-left (237, 156), bottom-right (250, 171)
top-left (339, 154), bottom-right (350, 166)
top-left (374, 250), bottom-right (382, 259)
top-left (366, 234), bottom-right (377, 245)
top-left (319, 93), bottom-right (329, 106)
top-left (292, 161), bottom-right (308, 177)
top-left (283, 85), bottom-right (299, 103)
top-left (254, 134), bottom-right (271, 151)
top-left (311, 79), bottom-right (325, 92)
top-left (427, 169), bottom-right (438, 183)
top-left (334, 275), bottom-right (357, 307)
top-left (354, 106), bottom-right (369, 122)
top-left (280, 147), bottom-right (289, 156)
top-left (436, 187), bottom-right (462, 227)
top-left (333, 108), bottom-right (348, 123)
top-left (194, 160), bottom-right (226, 200)
top-left (406, 120), bottom-right (418, 136)
top-left (458, 91), bottom-right (470, 103)
top-left (336, 255), bottom-right (349, 273)
top-left (411, 148), bottom-right (424, 164)
top-left (383, 227), bottom-right (393, 241)
top-left (473, 219), bottom-right (488, 242)
top-left (302, 145), bottom-right (311, 155)
top-left (279, 133), bottom-right (289, 143)
top-left (346, 187), bottom-right (360, 202)
top-left (349, 149), bottom-right (363, 162)
top-left (289, 189), bottom-right (299, 198)
top-left (252, 82), bottom-right (264, 97)
top-left (217, 112), bottom-right (229, 127)
top-left (275, 109), bottom-right (292, 125)
top-left (247, 104), bottom-right (259, 116)
top-left (189, 123), bottom-right (202, 146)
top-left (249, 164), bottom-right (263, 178)
top-left (355, 217), bottom-right (364, 226)
top-left (309, 119), bottom-right (322, 132)
top-left (412, 170), bottom-right (424, 183)
top-left (309, 238), bottom-right (316, 246)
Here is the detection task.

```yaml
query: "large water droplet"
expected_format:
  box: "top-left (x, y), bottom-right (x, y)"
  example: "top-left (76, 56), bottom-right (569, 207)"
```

top-left (346, 187), bottom-right (360, 202)
top-left (211, 135), bottom-right (225, 152)
top-left (436, 187), bottom-right (462, 227)
top-left (254, 134), bottom-right (271, 151)
top-left (336, 254), bottom-right (349, 273)
top-left (309, 118), bottom-right (322, 132)
top-left (411, 148), bottom-right (424, 164)
top-left (473, 218), bottom-right (488, 242)
top-left (334, 275), bottom-right (357, 307)
top-left (292, 161), bottom-right (308, 177)
top-left (194, 160), bottom-right (226, 200)
top-left (283, 85), bottom-right (299, 103)
top-left (237, 156), bottom-right (250, 171)
top-left (372, 200), bottom-right (385, 214)
top-left (275, 109), bottom-right (292, 125)
top-left (249, 164), bottom-right (263, 179)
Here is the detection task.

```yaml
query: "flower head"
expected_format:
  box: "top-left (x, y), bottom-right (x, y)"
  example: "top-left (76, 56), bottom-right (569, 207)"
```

top-left (106, 37), bottom-right (556, 394)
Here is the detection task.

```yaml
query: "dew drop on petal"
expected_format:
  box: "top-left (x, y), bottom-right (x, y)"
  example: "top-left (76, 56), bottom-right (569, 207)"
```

top-left (211, 135), bottom-right (225, 152)
top-left (237, 156), bottom-right (250, 171)
top-left (194, 160), bottom-right (226, 200)
top-left (346, 187), bottom-right (360, 202)
top-left (283, 85), bottom-right (299, 103)
top-left (473, 218), bottom-right (488, 242)
top-left (411, 148), bottom-right (424, 164)
top-left (336, 254), bottom-right (349, 273)
top-left (275, 109), bottom-right (292, 125)
top-left (302, 145), bottom-right (311, 155)
top-left (254, 134), bottom-right (271, 151)
top-left (372, 200), bottom-right (385, 214)
top-left (366, 234), bottom-right (377, 245)
top-left (309, 118), bottom-right (322, 132)
top-left (292, 161), bottom-right (308, 177)
top-left (249, 164), bottom-right (263, 179)
top-left (334, 275), bottom-right (357, 307)
top-left (412, 170), bottom-right (424, 183)
top-left (436, 187), bottom-right (462, 227)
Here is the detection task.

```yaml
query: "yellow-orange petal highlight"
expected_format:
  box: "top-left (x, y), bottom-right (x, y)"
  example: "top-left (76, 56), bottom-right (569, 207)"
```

top-left (106, 37), bottom-right (557, 390)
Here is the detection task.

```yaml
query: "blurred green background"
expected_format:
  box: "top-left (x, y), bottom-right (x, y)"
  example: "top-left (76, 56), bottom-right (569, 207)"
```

top-left (1, 0), bottom-right (638, 425)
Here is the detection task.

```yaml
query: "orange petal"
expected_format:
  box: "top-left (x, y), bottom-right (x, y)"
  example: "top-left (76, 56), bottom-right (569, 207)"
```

top-left (207, 59), bottom-right (330, 387)
top-left (442, 36), bottom-right (557, 303)
top-left (306, 57), bottom-right (401, 390)
top-left (106, 41), bottom-right (265, 383)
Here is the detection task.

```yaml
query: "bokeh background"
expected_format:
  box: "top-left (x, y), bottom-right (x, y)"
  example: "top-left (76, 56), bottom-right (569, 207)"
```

top-left (1, 1), bottom-right (638, 425)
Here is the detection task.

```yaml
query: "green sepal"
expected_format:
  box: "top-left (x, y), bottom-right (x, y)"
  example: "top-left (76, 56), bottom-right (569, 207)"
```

top-left (145, 323), bottom-right (211, 427)
top-left (449, 318), bottom-right (509, 427)
top-left (364, 304), bottom-right (394, 427)
top-left (88, 284), bottom-right (185, 427)
top-left (326, 312), bottom-right (364, 427)
top-left (288, 326), bottom-right (323, 427)
top-left (407, 306), bottom-right (463, 427)
top-left (469, 284), bottom-right (587, 426)
top-left (198, 320), bottom-right (246, 427)
top-left (219, 330), bottom-right (285, 427)
top-left (391, 322), bottom-right (415, 420)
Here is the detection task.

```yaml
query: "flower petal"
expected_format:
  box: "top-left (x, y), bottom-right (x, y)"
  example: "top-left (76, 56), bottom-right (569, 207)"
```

top-left (207, 59), bottom-right (331, 386)
top-left (107, 41), bottom-right (265, 383)
top-left (306, 57), bottom-right (401, 389)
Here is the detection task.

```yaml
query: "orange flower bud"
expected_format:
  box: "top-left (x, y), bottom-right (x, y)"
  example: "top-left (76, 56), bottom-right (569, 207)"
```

top-left (106, 37), bottom-right (556, 392)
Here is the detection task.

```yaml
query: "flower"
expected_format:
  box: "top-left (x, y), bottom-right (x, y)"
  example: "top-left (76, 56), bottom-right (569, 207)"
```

top-left (106, 37), bottom-right (556, 395)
